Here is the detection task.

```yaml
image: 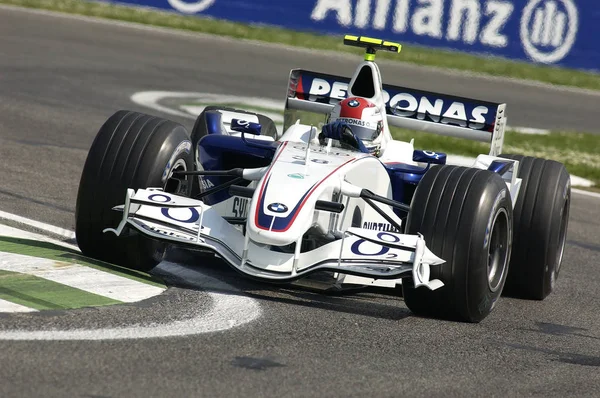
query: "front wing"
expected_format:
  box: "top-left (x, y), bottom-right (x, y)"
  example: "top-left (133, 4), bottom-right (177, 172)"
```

top-left (105, 188), bottom-right (445, 289)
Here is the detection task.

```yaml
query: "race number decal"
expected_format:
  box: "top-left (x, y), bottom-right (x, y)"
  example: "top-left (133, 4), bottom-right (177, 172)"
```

top-left (232, 197), bottom-right (249, 218)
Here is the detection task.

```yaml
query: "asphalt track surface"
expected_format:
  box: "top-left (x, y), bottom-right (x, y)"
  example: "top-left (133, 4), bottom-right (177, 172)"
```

top-left (1, 6), bottom-right (599, 398)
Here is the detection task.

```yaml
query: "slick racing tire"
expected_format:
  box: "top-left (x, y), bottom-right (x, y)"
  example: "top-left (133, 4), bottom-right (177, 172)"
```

top-left (499, 155), bottom-right (571, 300)
top-left (75, 110), bottom-right (194, 271)
top-left (402, 165), bottom-right (513, 323)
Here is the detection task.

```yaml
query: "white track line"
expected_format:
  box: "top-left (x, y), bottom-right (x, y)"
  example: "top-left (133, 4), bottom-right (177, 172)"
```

top-left (0, 218), bottom-right (263, 336)
top-left (0, 261), bottom-right (261, 340)
top-left (130, 91), bottom-right (285, 120)
top-left (132, 90), bottom-right (551, 136)
top-left (0, 224), bottom-right (79, 251)
top-left (508, 126), bottom-right (550, 135)
top-left (0, 210), bottom-right (75, 240)
top-left (0, 298), bottom-right (38, 313)
top-left (571, 188), bottom-right (600, 199)
top-left (0, 253), bottom-right (165, 303)
top-left (447, 155), bottom-right (594, 188)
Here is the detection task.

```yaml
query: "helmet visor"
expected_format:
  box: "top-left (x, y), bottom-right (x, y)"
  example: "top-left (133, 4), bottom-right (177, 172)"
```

top-left (338, 118), bottom-right (380, 143)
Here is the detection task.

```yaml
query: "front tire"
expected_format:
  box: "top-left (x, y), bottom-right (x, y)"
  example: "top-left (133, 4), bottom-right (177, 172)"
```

top-left (499, 155), bottom-right (571, 299)
top-left (402, 166), bottom-right (513, 323)
top-left (75, 110), bottom-right (193, 270)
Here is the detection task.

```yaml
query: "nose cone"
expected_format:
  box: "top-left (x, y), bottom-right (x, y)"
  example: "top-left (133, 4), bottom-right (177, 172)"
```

top-left (246, 142), bottom-right (360, 246)
top-left (248, 171), bottom-right (317, 246)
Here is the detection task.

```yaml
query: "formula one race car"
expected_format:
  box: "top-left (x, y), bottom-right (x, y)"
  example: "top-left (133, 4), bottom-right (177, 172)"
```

top-left (75, 35), bottom-right (571, 322)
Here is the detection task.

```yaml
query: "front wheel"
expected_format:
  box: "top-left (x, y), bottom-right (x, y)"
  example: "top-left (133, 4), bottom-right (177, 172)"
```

top-left (402, 165), bottom-right (513, 323)
top-left (75, 110), bottom-right (194, 270)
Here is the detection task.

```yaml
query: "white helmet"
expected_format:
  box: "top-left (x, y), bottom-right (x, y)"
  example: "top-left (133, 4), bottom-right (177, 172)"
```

top-left (328, 97), bottom-right (385, 155)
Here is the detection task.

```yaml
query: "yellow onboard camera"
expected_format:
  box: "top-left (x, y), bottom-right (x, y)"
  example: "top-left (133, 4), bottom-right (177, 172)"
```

top-left (343, 35), bottom-right (402, 61)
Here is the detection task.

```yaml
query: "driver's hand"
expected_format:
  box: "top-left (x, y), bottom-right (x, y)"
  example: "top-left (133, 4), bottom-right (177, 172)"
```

top-left (320, 121), bottom-right (351, 141)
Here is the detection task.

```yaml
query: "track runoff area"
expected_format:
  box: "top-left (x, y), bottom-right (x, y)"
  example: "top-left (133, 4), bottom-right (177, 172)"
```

top-left (0, 218), bottom-right (165, 313)
top-left (0, 213), bottom-right (262, 340)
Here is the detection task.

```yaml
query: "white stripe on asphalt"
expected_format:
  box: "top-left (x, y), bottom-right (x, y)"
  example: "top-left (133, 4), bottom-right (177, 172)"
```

top-left (0, 219), bottom-right (263, 336)
top-left (508, 126), bottom-right (550, 135)
top-left (0, 261), bottom-right (262, 340)
top-left (571, 188), bottom-right (600, 199)
top-left (0, 298), bottom-right (38, 313)
top-left (130, 91), bottom-right (285, 121)
top-left (133, 91), bottom-right (548, 136)
top-left (0, 210), bottom-right (75, 240)
top-left (446, 154), bottom-right (594, 188)
top-left (0, 253), bottom-right (165, 303)
top-left (0, 224), bottom-right (78, 251)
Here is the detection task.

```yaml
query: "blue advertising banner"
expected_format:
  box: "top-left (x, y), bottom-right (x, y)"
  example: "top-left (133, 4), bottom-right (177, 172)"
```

top-left (104, 0), bottom-right (600, 72)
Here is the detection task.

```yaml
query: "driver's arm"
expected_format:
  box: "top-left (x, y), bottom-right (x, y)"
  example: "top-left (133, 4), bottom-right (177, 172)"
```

top-left (319, 121), bottom-right (369, 153)
top-left (320, 121), bottom-right (351, 141)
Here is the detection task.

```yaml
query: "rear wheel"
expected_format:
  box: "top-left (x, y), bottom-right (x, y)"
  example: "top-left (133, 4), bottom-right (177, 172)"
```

top-left (75, 110), bottom-right (193, 270)
top-left (401, 165), bottom-right (513, 322)
top-left (499, 155), bottom-right (571, 299)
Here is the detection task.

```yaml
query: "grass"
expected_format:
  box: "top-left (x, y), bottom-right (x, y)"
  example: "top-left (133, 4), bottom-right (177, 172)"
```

top-left (3, 0), bottom-right (600, 90)
top-left (0, 236), bottom-right (166, 287)
top-left (393, 128), bottom-right (600, 186)
top-left (0, 270), bottom-right (119, 310)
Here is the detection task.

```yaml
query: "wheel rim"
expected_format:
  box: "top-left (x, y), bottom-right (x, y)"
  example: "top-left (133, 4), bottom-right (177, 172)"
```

top-left (554, 192), bottom-right (570, 275)
top-left (487, 208), bottom-right (510, 292)
top-left (165, 158), bottom-right (189, 195)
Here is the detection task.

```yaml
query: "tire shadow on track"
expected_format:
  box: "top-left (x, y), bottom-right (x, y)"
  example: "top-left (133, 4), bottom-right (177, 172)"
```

top-left (497, 342), bottom-right (600, 367)
top-left (566, 240), bottom-right (600, 253)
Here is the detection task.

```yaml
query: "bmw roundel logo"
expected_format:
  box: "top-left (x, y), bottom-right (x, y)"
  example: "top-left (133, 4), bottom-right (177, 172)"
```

top-left (267, 203), bottom-right (288, 213)
top-left (348, 99), bottom-right (360, 107)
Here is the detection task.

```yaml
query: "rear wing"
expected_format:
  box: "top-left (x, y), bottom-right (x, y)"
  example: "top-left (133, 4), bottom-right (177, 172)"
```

top-left (285, 69), bottom-right (507, 156)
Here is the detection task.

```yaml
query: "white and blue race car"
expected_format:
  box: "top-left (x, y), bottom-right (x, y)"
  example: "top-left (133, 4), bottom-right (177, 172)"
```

top-left (75, 36), bottom-right (570, 322)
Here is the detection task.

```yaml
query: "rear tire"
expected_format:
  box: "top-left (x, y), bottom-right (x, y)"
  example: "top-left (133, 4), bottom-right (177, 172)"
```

top-left (401, 165), bottom-right (513, 323)
top-left (75, 110), bottom-right (194, 270)
top-left (499, 155), bottom-right (571, 299)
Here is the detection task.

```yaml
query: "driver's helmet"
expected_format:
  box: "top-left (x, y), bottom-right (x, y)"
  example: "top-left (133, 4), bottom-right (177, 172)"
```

top-left (327, 97), bottom-right (384, 155)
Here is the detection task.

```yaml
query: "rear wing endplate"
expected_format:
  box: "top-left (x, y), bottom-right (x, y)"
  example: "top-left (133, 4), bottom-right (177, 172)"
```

top-left (285, 69), bottom-right (507, 156)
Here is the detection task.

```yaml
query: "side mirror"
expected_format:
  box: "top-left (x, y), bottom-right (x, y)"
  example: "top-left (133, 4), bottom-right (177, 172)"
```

top-left (231, 119), bottom-right (262, 135)
top-left (413, 150), bottom-right (447, 165)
